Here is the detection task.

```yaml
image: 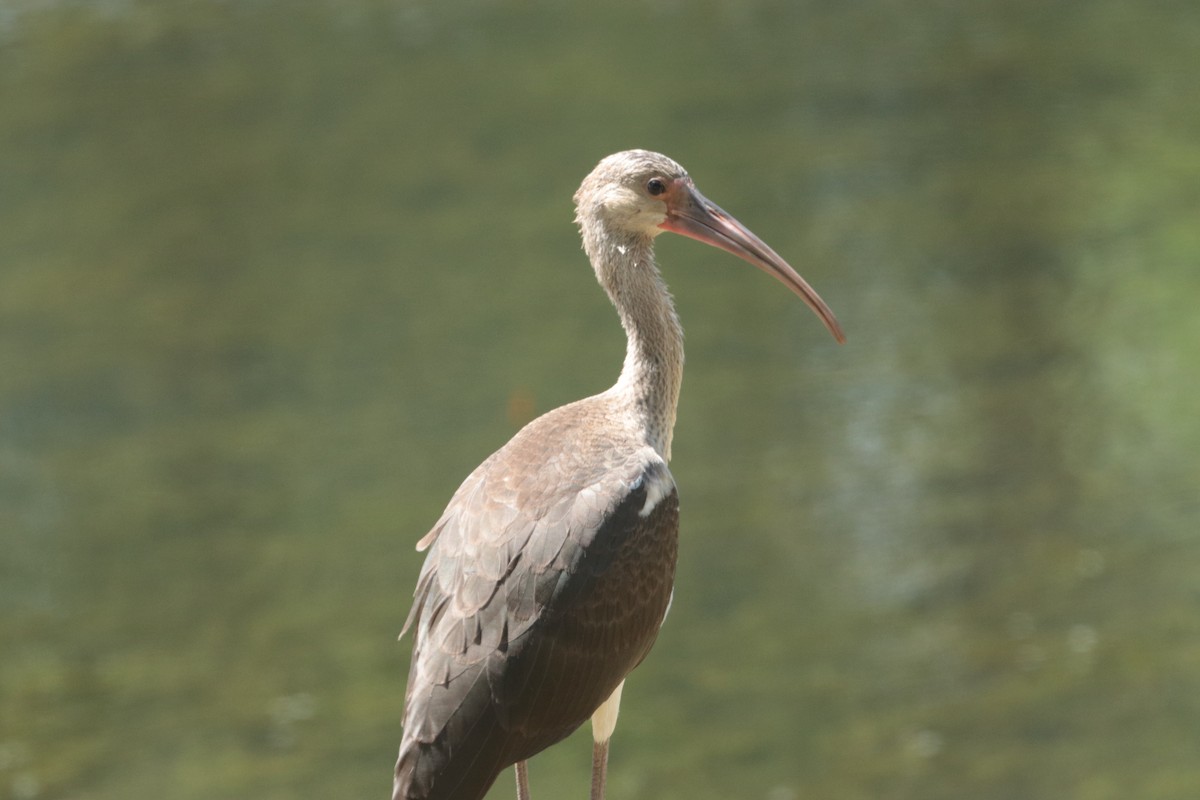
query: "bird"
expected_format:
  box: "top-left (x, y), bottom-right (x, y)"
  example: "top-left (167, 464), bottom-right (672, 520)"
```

top-left (392, 150), bottom-right (845, 800)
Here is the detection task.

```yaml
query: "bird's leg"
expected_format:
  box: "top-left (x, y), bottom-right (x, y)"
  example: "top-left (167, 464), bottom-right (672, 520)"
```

top-left (590, 739), bottom-right (609, 800)
top-left (514, 760), bottom-right (531, 800)
top-left (588, 681), bottom-right (624, 800)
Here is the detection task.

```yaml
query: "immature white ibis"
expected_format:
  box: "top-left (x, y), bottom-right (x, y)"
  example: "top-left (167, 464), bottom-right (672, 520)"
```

top-left (393, 150), bottom-right (844, 800)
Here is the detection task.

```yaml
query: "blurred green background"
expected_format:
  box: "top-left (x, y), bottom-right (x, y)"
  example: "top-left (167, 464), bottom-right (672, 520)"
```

top-left (1, 1), bottom-right (1197, 798)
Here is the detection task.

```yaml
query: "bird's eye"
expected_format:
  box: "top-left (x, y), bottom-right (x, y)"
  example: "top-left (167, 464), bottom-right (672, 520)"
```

top-left (646, 178), bottom-right (667, 196)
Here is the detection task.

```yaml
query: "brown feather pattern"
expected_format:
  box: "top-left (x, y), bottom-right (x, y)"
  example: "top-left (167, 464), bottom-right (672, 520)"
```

top-left (394, 395), bottom-right (679, 800)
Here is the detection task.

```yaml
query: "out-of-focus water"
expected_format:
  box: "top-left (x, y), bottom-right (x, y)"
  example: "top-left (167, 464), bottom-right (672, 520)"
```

top-left (1, 2), bottom-right (1197, 798)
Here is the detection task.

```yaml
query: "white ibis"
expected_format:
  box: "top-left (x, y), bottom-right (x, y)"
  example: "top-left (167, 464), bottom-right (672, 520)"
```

top-left (393, 150), bottom-right (844, 800)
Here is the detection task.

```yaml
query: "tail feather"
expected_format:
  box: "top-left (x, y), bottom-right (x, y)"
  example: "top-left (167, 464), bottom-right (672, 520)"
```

top-left (394, 663), bottom-right (510, 800)
top-left (393, 722), bottom-right (509, 800)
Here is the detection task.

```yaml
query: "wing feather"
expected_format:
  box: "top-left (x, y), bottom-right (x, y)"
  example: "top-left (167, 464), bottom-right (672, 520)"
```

top-left (395, 401), bottom-right (680, 798)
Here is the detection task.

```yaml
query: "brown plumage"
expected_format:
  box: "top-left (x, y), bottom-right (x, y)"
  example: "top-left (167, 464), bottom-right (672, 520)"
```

top-left (393, 151), bottom-right (843, 800)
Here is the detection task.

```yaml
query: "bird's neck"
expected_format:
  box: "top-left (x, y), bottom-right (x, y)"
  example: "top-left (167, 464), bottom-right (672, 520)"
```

top-left (586, 230), bottom-right (684, 461)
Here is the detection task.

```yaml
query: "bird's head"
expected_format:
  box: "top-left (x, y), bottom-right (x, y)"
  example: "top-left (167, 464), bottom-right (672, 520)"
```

top-left (575, 149), bottom-right (846, 344)
top-left (573, 149), bottom-right (689, 238)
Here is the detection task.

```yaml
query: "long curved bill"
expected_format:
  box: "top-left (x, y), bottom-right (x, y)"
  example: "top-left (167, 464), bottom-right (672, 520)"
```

top-left (658, 179), bottom-right (846, 344)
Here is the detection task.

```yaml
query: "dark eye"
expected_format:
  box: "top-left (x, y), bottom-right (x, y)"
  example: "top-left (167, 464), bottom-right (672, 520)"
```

top-left (646, 177), bottom-right (667, 196)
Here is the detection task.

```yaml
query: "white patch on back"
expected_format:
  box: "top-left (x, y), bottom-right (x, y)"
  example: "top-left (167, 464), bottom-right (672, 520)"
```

top-left (638, 466), bottom-right (674, 518)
